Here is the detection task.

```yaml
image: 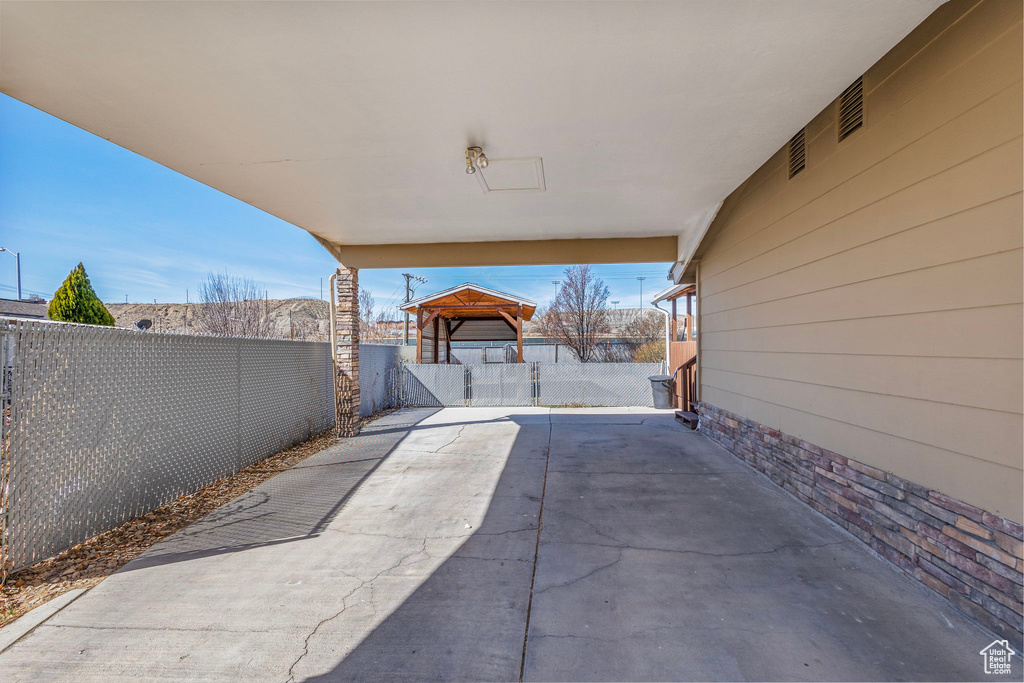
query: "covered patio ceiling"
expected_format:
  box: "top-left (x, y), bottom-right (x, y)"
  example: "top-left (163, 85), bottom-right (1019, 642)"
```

top-left (0, 1), bottom-right (942, 270)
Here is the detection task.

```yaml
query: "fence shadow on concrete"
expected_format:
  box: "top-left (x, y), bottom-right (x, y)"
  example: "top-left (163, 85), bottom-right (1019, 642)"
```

top-left (122, 408), bottom-right (444, 572)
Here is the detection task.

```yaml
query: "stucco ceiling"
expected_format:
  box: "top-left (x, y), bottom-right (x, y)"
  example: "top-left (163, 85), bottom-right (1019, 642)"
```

top-left (0, 1), bottom-right (943, 264)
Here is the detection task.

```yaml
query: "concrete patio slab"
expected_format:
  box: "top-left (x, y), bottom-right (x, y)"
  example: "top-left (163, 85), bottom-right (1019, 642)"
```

top-left (0, 407), bottom-right (1012, 681)
top-left (0, 589), bottom-right (86, 655)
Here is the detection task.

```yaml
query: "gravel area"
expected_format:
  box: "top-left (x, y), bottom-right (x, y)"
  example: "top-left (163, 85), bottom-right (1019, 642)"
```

top-left (0, 417), bottom-right (381, 628)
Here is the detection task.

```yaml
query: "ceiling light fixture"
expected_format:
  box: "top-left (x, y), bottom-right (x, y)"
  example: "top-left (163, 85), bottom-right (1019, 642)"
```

top-left (465, 146), bottom-right (488, 174)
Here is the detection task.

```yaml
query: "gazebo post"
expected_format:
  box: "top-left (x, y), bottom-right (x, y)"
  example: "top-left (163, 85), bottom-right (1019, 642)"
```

top-left (432, 316), bottom-right (440, 363)
top-left (416, 308), bottom-right (423, 363)
top-left (686, 293), bottom-right (693, 341)
top-left (444, 318), bottom-right (453, 364)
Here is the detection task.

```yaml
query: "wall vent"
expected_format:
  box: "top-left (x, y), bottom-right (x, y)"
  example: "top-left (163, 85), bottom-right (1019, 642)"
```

top-left (838, 77), bottom-right (864, 141)
top-left (788, 128), bottom-right (806, 178)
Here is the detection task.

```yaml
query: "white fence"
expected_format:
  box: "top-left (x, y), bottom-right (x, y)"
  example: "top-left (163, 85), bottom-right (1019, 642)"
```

top-left (402, 362), bottom-right (667, 408)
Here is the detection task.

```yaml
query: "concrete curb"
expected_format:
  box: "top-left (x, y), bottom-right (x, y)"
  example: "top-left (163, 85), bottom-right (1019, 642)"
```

top-left (0, 588), bottom-right (87, 655)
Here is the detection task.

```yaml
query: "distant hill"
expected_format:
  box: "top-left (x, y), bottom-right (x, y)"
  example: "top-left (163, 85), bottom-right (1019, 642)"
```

top-left (105, 298), bottom-right (331, 339)
top-left (104, 300), bottom-right (660, 340)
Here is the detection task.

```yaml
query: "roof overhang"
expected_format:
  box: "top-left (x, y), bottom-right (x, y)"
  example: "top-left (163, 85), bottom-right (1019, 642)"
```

top-left (651, 283), bottom-right (697, 306)
top-left (401, 283), bottom-right (537, 321)
top-left (0, 1), bottom-right (944, 269)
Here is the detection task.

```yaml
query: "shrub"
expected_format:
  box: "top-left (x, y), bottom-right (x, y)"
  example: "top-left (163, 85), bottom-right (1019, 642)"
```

top-left (48, 263), bottom-right (115, 326)
top-left (633, 339), bottom-right (665, 363)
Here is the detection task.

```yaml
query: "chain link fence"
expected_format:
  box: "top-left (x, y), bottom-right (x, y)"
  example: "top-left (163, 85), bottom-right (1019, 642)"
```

top-left (0, 319), bottom-right (334, 574)
top-left (401, 362), bottom-right (667, 408)
top-left (470, 364), bottom-right (535, 407)
top-left (536, 363), bottom-right (665, 406)
top-left (360, 344), bottom-right (403, 417)
top-left (403, 364), bottom-right (466, 407)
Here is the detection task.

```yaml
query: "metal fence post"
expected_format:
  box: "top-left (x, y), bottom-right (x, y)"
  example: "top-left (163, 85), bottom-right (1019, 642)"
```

top-left (236, 338), bottom-right (243, 472)
top-left (0, 322), bottom-right (12, 584)
top-left (532, 362), bottom-right (539, 406)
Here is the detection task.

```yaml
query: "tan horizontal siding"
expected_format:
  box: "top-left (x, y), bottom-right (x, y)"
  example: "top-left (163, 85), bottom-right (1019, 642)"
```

top-left (702, 189), bottom-right (1022, 314)
top-left (867, 0), bottom-right (1022, 119)
top-left (702, 304), bottom-right (1022, 358)
top-left (702, 248), bottom-right (1023, 332)
top-left (702, 20), bottom-right (1021, 274)
top-left (701, 385), bottom-right (1023, 523)
top-left (704, 68), bottom-right (1022, 282)
top-left (695, 0), bottom-right (1023, 520)
top-left (702, 368), bottom-right (1021, 469)
top-left (702, 350), bottom-right (1023, 415)
top-left (703, 139), bottom-right (1022, 301)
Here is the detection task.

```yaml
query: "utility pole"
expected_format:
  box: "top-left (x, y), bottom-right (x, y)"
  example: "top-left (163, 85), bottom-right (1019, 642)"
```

top-left (0, 248), bottom-right (21, 300)
top-left (550, 280), bottom-right (561, 301)
top-left (636, 276), bottom-right (646, 310)
top-left (402, 273), bottom-right (427, 346)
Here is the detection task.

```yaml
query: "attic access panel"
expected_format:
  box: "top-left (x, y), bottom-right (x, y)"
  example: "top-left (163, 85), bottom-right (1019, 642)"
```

top-left (475, 157), bottom-right (546, 194)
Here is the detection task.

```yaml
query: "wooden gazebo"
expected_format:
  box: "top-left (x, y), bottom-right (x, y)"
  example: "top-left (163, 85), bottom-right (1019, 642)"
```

top-left (400, 284), bottom-right (537, 364)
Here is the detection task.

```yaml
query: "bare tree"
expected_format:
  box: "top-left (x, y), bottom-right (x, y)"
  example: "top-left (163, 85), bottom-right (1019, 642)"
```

top-left (193, 273), bottom-right (274, 338)
top-left (359, 289), bottom-right (376, 341)
top-left (359, 288), bottom-right (399, 343)
top-left (539, 265), bottom-right (611, 362)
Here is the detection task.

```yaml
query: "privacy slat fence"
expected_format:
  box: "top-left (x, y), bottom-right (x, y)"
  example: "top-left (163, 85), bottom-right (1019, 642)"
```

top-left (0, 319), bottom-right (335, 574)
top-left (401, 362), bottom-right (667, 408)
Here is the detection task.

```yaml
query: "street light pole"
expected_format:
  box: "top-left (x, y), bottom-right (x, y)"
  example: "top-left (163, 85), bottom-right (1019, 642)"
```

top-left (636, 276), bottom-right (646, 310)
top-left (0, 248), bottom-right (21, 300)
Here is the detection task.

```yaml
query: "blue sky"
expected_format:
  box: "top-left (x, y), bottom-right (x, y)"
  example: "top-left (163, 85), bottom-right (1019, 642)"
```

top-left (0, 94), bottom-right (671, 312)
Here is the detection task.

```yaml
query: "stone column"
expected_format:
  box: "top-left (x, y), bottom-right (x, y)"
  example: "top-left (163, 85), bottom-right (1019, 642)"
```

top-left (334, 266), bottom-right (360, 437)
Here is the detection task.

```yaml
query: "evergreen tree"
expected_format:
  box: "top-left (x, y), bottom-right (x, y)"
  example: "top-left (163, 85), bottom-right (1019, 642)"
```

top-left (48, 263), bottom-right (116, 326)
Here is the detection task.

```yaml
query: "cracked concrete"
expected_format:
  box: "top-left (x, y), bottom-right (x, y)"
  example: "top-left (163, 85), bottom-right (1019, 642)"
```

top-left (0, 407), bottom-right (1007, 681)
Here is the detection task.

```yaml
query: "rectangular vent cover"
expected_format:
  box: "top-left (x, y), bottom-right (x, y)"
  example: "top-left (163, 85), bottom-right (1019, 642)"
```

top-left (838, 77), bottom-right (864, 141)
top-left (788, 128), bottom-right (806, 178)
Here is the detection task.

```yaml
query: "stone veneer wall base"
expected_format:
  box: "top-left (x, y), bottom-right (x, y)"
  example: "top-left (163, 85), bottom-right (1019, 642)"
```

top-left (697, 401), bottom-right (1023, 646)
